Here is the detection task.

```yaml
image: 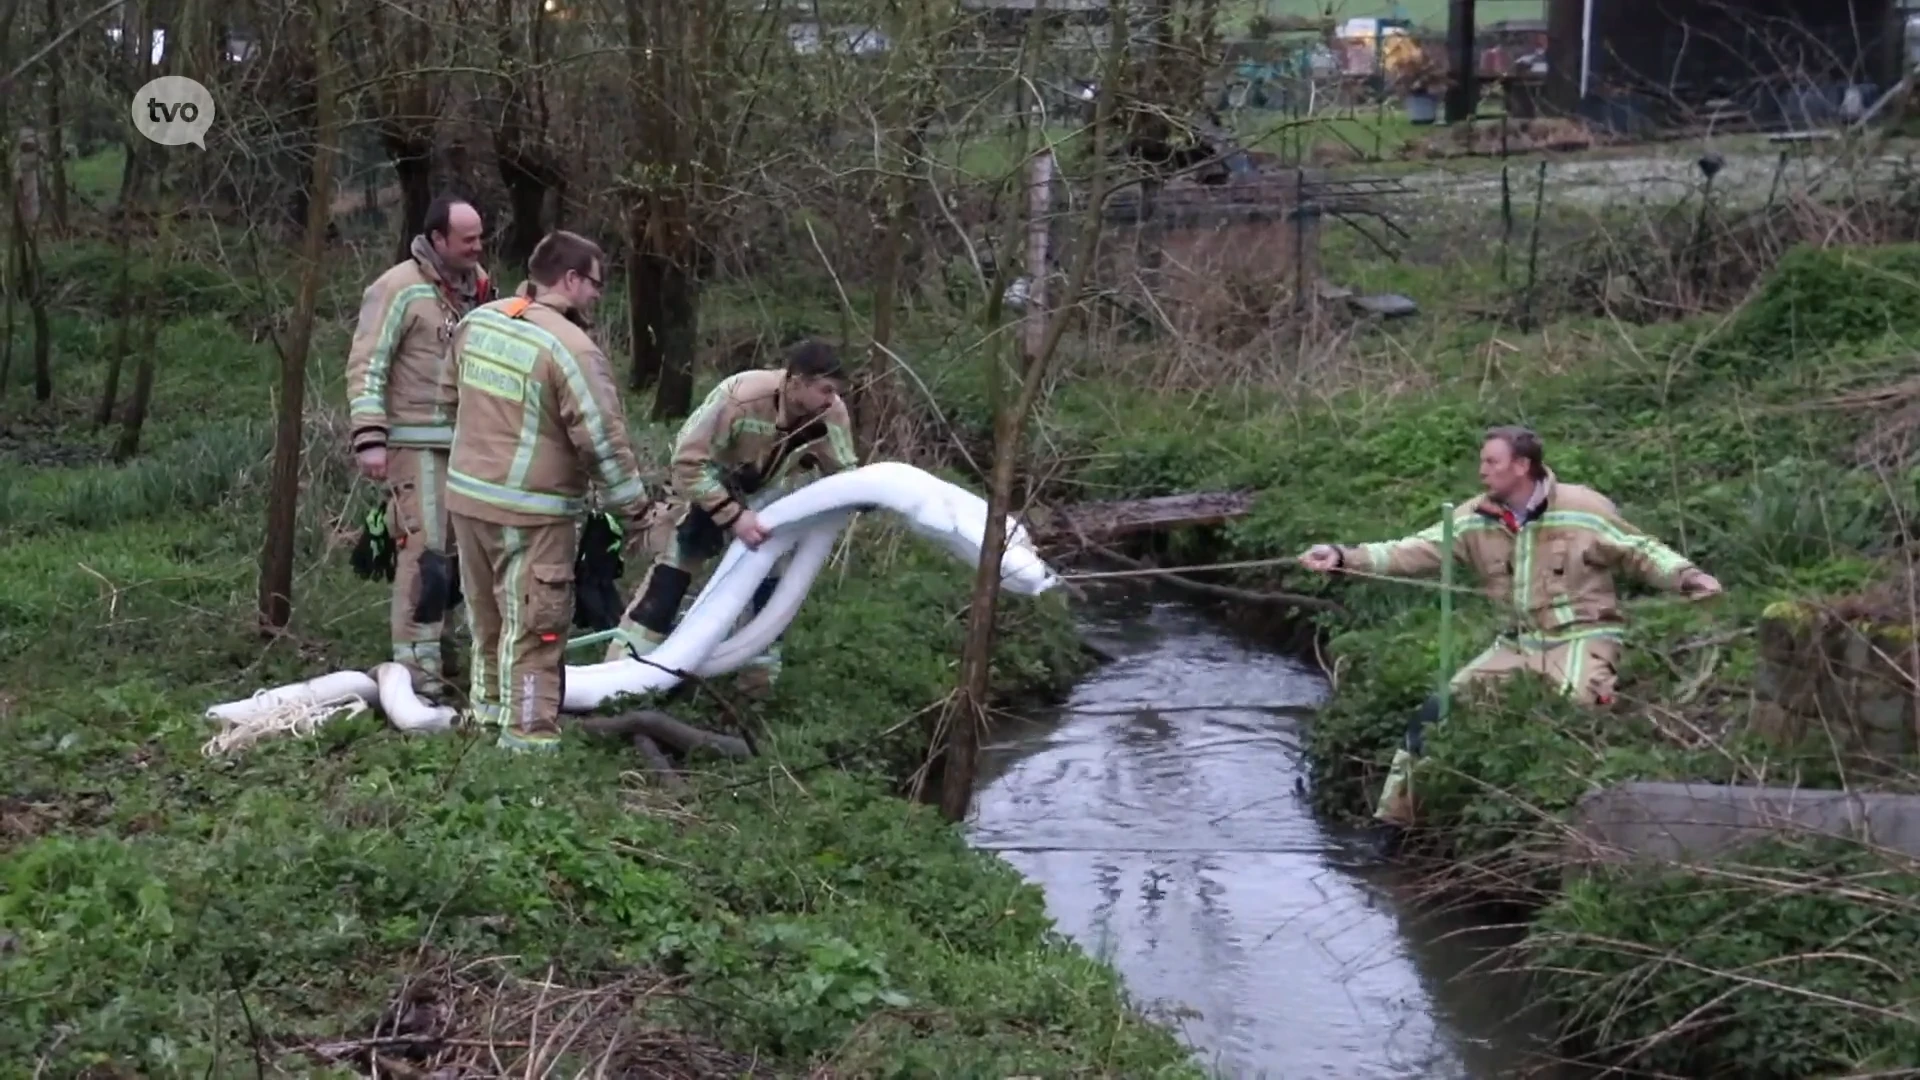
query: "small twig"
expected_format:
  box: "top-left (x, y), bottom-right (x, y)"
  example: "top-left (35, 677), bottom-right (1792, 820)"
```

top-left (221, 955), bottom-right (268, 1080)
top-left (1067, 547), bottom-right (1343, 612)
top-left (314, 1030), bottom-right (537, 1053)
top-left (371, 1053), bottom-right (429, 1080)
top-left (1062, 555), bottom-right (1301, 581)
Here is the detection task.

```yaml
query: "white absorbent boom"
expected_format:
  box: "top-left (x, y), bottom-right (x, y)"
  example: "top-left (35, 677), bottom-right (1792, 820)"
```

top-left (204, 463), bottom-right (1063, 736)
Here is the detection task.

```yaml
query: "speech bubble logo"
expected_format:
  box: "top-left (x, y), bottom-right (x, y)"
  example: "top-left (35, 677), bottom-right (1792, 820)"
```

top-left (131, 75), bottom-right (215, 149)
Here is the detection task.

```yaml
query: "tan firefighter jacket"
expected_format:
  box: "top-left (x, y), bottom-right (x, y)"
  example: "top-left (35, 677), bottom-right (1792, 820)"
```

top-left (1333, 470), bottom-right (1698, 647)
top-left (444, 292), bottom-right (650, 527)
top-left (670, 368), bottom-right (859, 528)
top-left (344, 248), bottom-right (494, 454)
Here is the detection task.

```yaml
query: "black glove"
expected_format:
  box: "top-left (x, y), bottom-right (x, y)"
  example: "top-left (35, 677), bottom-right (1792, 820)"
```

top-left (412, 549), bottom-right (461, 624)
top-left (573, 511), bottom-right (627, 631)
top-left (349, 505), bottom-right (397, 582)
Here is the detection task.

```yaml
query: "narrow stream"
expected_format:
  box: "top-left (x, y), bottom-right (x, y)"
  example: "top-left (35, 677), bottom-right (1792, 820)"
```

top-left (968, 590), bottom-right (1575, 1079)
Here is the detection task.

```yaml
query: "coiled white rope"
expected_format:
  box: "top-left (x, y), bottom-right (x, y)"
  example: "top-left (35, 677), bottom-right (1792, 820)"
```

top-left (203, 463), bottom-right (1062, 744)
top-left (202, 693), bottom-right (369, 757)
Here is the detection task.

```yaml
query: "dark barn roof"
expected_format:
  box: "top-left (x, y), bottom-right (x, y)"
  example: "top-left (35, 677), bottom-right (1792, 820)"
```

top-left (1543, 0), bottom-right (1902, 126)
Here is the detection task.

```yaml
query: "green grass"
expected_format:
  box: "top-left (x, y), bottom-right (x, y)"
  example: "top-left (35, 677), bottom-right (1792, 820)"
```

top-left (66, 143), bottom-right (126, 208)
top-left (0, 237), bottom-right (1206, 1078)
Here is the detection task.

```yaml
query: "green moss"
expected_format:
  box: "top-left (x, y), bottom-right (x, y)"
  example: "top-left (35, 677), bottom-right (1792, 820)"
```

top-left (1866, 619), bottom-right (1919, 645)
top-left (1761, 599), bottom-right (1815, 625)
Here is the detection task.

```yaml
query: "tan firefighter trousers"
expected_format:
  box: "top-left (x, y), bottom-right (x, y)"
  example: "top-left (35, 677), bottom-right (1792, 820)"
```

top-left (451, 512), bottom-right (579, 751)
top-left (386, 448), bottom-right (460, 690)
top-left (1374, 631), bottom-right (1621, 827)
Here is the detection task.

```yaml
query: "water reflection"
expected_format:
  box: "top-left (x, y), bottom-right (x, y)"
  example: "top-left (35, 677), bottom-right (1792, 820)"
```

top-left (969, 595), bottom-right (1571, 1079)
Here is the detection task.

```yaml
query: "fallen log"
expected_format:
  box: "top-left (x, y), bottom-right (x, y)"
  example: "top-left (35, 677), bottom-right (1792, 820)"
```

top-left (580, 709), bottom-right (753, 760)
top-left (1026, 490), bottom-right (1257, 547)
top-left (631, 734), bottom-right (690, 793)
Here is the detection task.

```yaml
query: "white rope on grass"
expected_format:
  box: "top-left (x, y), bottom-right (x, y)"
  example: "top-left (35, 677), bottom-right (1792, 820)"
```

top-left (201, 690), bottom-right (370, 757)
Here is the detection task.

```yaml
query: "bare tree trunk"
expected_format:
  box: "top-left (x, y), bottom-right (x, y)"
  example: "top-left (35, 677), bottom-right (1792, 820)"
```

top-left (259, 0), bottom-right (338, 632)
top-left (622, 0), bottom-right (661, 393)
top-left (97, 105), bottom-right (140, 424)
top-left (937, 10), bottom-right (1123, 825)
top-left (112, 177), bottom-right (166, 459)
top-left (11, 126), bottom-right (49, 402)
top-left (24, 228), bottom-right (45, 400)
top-left (111, 254), bottom-right (160, 461)
top-left (115, 0), bottom-right (204, 453)
top-left (622, 0), bottom-right (716, 419)
top-left (0, 8), bottom-right (12, 398)
top-left (358, 0), bottom-right (437, 261)
top-left (859, 168), bottom-right (910, 458)
top-left (41, 0), bottom-right (67, 236)
top-left (1021, 144), bottom-right (1052, 358)
top-left (856, 74), bottom-right (930, 459)
top-left (0, 224), bottom-right (12, 395)
top-left (388, 144), bottom-right (432, 258)
top-left (96, 219), bottom-right (134, 426)
top-left (623, 205), bottom-right (661, 391)
top-left (494, 0), bottom-right (562, 266)
top-left (640, 220), bottom-right (698, 421)
top-left (497, 154), bottom-right (552, 265)
top-left (116, 1), bottom-right (152, 214)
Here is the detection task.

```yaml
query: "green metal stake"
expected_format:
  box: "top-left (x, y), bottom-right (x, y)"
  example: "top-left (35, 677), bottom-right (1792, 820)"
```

top-left (565, 628), bottom-right (623, 654)
top-left (1437, 501), bottom-right (1455, 724)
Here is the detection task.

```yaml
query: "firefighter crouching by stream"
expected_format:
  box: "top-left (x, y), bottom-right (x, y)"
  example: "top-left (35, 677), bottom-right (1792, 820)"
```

top-left (605, 340), bottom-right (859, 698)
top-left (1298, 425), bottom-right (1723, 858)
top-left (445, 230), bottom-right (656, 752)
top-left (345, 197), bottom-right (495, 697)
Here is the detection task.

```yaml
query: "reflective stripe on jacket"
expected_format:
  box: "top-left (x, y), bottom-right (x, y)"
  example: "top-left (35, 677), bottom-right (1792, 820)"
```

top-left (344, 256), bottom-right (492, 453)
top-left (669, 368), bottom-right (858, 527)
top-left (445, 294), bottom-right (649, 526)
top-left (1334, 469), bottom-right (1696, 643)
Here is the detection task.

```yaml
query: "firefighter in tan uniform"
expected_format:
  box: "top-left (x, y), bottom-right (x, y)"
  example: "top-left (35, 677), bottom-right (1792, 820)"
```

top-left (606, 340), bottom-right (858, 696)
top-left (445, 230), bottom-right (654, 751)
top-left (344, 197), bottom-right (494, 695)
top-left (1299, 425), bottom-right (1722, 853)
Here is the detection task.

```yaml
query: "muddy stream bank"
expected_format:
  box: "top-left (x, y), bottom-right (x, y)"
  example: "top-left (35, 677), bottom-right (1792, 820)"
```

top-left (967, 588), bottom-right (1581, 1079)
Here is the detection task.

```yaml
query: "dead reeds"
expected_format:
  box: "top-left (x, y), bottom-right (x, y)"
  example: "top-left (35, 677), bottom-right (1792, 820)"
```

top-left (1523, 839), bottom-right (1920, 1078)
top-left (1545, 161), bottom-right (1920, 326)
top-left (306, 954), bottom-right (776, 1080)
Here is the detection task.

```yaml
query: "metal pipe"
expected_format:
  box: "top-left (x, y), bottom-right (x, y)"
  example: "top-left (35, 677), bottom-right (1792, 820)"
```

top-left (1438, 502), bottom-right (1455, 724)
top-left (1580, 0), bottom-right (1596, 99)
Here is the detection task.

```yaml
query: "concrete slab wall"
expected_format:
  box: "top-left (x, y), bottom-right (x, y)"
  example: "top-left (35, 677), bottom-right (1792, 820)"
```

top-left (1569, 780), bottom-right (1920, 865)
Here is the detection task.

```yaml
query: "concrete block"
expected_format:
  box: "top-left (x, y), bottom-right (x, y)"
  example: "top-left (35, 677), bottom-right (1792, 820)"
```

top-left (1567, 781), bottom-right (1920, 866)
